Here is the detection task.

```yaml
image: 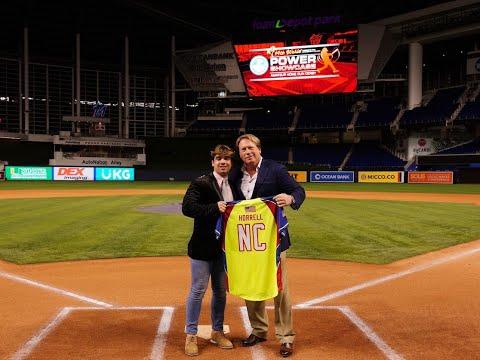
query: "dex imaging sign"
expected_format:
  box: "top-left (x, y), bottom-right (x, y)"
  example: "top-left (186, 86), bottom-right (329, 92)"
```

top-left (95, 167), bottom-right (135, 181)
top-left (54, 167), bottom-right (94, 181)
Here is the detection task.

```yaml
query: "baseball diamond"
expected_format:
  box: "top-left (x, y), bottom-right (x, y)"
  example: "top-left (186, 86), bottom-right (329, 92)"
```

top-left (1, 1), bottom-right (480, 358)
top-left (1, 182), bottom-right (480, 359)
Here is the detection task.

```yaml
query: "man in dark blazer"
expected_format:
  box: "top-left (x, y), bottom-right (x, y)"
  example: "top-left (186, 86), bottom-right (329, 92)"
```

top-left (229, 134), bottom-right (305, 358)
top-left (182, 144), bottom-right (237, 356)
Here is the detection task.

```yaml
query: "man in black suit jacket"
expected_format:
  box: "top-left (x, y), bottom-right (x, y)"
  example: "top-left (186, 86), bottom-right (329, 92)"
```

top-left (182, 144), bottom-right (236, 356)
top-left (229, 134), bottom-right (305, 358)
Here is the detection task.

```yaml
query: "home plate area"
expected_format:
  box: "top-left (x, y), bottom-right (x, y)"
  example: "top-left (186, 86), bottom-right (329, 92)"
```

top-left (11, 307), bottom-right (173, 360)
top-left (13, 305), bottom-right (400, 360)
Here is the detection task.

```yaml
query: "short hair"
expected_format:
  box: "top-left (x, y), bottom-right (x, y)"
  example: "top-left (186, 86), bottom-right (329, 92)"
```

top-left (210, 144), bottom-right (234, 159)
top-left (236, 134), bottom-right (261, 149)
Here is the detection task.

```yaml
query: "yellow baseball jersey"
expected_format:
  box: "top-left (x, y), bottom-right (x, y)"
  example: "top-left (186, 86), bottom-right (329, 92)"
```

top-left (216, 197), bottom-right (288, 301)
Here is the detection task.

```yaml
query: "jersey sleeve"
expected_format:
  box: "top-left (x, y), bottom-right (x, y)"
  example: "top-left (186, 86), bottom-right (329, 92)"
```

top-left (215, 214), bottom-right (224, 241)
top-left (277, 207), bottom-right (289, 238)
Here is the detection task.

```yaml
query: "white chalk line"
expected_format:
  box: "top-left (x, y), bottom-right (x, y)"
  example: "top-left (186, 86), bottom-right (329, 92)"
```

top-left (240, 306), bottom-right (266, 360)
top-left (336, 306), bottom-right (404, 360)
top-left (263, 305), bottom-right (403, 359)
top-left (10, 307), bottom-right (72, 360)
top-left (7, 244), bottom-right (479, 359)
top-left (0, 270), bottom-right (114, 307)
top-left (10, 306), bottom-right (174, 360)
top-left (150, 307), bottom-right (174, 360)
top-left (296, 246), bottom-right (480, 307)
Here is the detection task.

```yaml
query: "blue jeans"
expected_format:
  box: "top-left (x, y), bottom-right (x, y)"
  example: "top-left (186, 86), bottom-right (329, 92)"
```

top-left (185, 257), bottom-right (226, 335)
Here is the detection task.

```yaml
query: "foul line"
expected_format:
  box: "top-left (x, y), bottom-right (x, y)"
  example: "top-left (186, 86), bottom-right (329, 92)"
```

top-left (296, 246), bottom-right (480, 307)
top-left (0, 271), bottom-right (114, 307)
top-left (336, 306), bottom-right (403, 360)
top-left (264, 305), bottom-right (403, 359)
top-left (240, 306), bottom-right (266, 360)
top-left (150, 307), bottom-right (174, 360)
top-left (10, 307), bottom-right (72, 360)
top-left (10, 306), bottom-right (174, 360)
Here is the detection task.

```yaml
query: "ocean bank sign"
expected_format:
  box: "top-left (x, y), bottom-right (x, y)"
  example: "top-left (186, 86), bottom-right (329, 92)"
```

top-left (95, 167), bottom-right (135, 181)
top-left (310, 171), bottom-right (354, 183)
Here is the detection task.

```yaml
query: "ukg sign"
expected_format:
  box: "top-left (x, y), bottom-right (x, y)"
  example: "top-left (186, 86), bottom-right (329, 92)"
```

top-left (95, 167), bottom-right (135, 181)
top-left (54, 167), bottom-right (94, 181)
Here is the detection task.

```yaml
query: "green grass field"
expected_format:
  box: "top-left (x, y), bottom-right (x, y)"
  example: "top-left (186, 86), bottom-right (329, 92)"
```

top-left (1, 183), bottom-right (479, 264)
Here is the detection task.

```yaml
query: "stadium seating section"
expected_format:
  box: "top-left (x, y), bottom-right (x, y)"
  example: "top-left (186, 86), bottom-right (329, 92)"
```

top-left (297, 104), bottom-right (352, 130)
top-left (436, 138), bottom-right (480, 154)
top-left (355, 98), bottom-right (400, 128)
top-left (345, 143), bottom-right (406, 169)
top-left (400, 86), bottom-right (465, 126)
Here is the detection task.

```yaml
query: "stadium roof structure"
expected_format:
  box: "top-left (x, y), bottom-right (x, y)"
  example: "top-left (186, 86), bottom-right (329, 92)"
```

top-left (1, 0), bottom-right (458, 70)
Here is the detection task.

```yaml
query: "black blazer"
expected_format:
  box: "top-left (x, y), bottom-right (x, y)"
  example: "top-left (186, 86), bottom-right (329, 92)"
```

top-left (182, 173), bottom-right (237, 260)
top-left (229, 158), bottom-right (306, 251)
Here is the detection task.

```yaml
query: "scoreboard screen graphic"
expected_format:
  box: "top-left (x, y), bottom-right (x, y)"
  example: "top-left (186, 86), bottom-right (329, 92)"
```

top-left (234, 29), bottom-right (357, 96)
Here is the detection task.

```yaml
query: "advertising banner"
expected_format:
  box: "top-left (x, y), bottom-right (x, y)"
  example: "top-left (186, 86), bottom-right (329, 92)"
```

top-left (95, 167), bottom-right (135, 181)
top-left (175, 41), bottom-right (246, 93)
top-left (358, 171), bottom-right (404, 183)
top-left (288, 171), bottom-right (307, 183)
top-left (407, 137), bottom-right (435, 160)
top-left (234, 29), bottom-right (357, 96)
top-left (53, 167), bottom-right (94, 181)
top-left (310, 171), bottom-right (354, 183)
top-left (408, 171), bottom-right (453, 184)
top-left (5, 166), bottom-right (52, 180)
top-left (49, 157), bottom-right (141, 167)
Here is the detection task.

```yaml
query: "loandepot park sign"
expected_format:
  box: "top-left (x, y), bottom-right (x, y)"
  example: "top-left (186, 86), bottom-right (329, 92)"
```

top-left (252, 15), bottom-right (341, 31)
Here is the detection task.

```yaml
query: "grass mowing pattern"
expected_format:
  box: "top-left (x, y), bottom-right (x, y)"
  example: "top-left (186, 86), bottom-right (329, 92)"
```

top-left (287, 199), bottom-right (480, 263)
top-left (0, 196), bottom-right (190, 264)
top-left (1, 195), bottom-right (479, 264)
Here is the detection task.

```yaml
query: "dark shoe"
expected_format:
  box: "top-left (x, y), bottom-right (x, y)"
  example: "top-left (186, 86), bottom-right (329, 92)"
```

top-left (241, 333), bottom-right (266, 347)
top-left (280, 342), bottom-right (294, 357)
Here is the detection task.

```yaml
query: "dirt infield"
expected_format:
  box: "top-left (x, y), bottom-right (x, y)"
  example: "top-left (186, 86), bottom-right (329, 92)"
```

top-left (2, 189), bottom-right (480, 206)
top-left (1, 189), bottom-right (479, 359)
top-left (1, 241), bottom-right (479, 359)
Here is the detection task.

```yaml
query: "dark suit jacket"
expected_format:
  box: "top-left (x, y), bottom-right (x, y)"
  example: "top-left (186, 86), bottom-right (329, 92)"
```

top-left (182, 173), bottom-right (237, 261)
top-left (229, 158), bottom-right (306, 251)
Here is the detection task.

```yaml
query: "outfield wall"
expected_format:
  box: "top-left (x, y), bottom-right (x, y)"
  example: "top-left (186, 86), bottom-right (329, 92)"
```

top-left (5, 166), bottom-right (474, 184)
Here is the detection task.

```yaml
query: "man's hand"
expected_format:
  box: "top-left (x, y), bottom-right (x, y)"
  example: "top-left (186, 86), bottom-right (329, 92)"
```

top-left (217, 201), bottom-right (227, 213)
top-left (273, 193), bottom-right (294, 208)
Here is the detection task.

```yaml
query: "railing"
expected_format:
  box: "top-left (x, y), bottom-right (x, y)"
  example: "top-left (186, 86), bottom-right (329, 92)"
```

top-left (390, 107), bottom-right (406, 133)
top-left (338, 144), bottom-right (354, 170)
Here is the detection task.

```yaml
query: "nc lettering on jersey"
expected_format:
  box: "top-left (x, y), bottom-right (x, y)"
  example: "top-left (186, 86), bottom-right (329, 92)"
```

top-left (238, 223), bottom-right (266, 251)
